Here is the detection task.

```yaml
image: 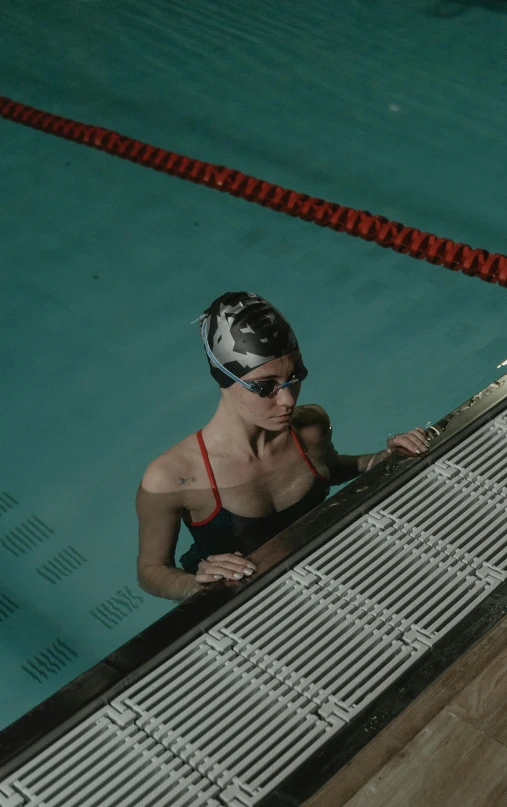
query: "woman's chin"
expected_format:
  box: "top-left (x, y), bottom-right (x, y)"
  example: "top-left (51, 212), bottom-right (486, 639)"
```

top-left (267, 414), bottom-right (292, 428)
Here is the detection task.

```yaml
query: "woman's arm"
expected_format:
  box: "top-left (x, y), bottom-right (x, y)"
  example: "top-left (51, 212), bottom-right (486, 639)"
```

top-left (325, 442), bottom-right (391, 484)
top-left (136, 458), bottom-right (258, 601)
top-left (296, 404), bottom-right (365, 484)
top-left (307, 405), bottom-right (428, 486)
top-left (136, 462), bottom-right (201, 603)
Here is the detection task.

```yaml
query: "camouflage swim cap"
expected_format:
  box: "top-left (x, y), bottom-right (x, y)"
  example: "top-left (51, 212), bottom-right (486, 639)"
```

top-left (200, 292), bottom-right (299, 388)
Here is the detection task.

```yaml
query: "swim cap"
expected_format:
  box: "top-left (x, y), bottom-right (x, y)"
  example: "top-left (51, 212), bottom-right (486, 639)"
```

top-left (200, 292), bottom-right (299, 388)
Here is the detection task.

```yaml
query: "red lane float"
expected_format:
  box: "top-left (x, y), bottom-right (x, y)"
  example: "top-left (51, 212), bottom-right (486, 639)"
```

top-left (1, 96), bottom-right (506, 287)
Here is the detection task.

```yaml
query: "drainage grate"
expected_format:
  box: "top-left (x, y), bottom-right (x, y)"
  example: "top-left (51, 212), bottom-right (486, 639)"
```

top-left (292, 512), bottom-right (501, 644)
top-left (207, 570), bottom-right (427, 723)
top-left (2, 410), bottom-right (507, 806)
top-left (0, 705), bottom-right (222, 807)
top-left (443, 411), bottom-right (507, 488)
top-left (115, 633), bottom-right (337, 800)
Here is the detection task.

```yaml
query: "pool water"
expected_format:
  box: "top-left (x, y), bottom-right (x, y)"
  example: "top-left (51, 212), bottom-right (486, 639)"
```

top-left (1, 0), bottom-right (507, 732)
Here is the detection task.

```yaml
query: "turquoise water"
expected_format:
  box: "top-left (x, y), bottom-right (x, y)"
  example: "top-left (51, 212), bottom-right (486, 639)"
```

top-left (1, 0), bottom-right (507, 731)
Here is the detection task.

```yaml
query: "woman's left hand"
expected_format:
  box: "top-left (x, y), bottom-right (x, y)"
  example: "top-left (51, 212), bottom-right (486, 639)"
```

top-left (387, 427), bottom-right (430, 457)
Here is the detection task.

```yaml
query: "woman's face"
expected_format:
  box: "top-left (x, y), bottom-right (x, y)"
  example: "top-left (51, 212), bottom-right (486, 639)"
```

top-left (225, 350), bottom-right (303, 429)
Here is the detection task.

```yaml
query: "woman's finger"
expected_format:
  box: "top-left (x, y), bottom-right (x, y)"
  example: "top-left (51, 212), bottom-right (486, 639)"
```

top-left (410, 427), bottom-right (430, 445)
top-left (209, 564), bottom-right (253, 579)
top-left (396, 436), bottom-right (427, 455)
top-left (207, 553), bottom-right (255, 570)
top-left (197, 571), bottom-right (246, 582)
top-left (199, 560), bottom-right (255, 581)
top-left (411, 430), bottom-right (430, 452)
top-left (405, 434), bottom-right (429, 453)
top-left (399, 437), bottom-right (421, 455)
top-left (195, 572), bottom-right (218, 583)
top-left (389, 434), bottom-right (427, 455)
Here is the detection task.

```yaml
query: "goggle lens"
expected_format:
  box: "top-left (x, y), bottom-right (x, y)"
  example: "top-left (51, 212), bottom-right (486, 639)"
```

top-left (252, 363), bottom-right (308, 397)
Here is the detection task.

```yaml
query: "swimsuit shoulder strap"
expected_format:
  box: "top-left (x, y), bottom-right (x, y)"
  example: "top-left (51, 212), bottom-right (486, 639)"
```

top-left (290, 427), bottom-right (328, 482)
top-left (191, 430), bottom-right (222, 526)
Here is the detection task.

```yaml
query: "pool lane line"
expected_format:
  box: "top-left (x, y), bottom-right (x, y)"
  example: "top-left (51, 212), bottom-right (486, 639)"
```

top-left (1, 96), bottom-right (506, 288)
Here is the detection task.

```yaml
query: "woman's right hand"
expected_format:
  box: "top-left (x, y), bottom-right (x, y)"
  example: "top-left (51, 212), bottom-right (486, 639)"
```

top-left (195, 551), bottom-right (256, 583)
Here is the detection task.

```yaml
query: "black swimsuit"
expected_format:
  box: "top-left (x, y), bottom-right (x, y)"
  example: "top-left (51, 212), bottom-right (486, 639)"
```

top-left (179, 428), bottom-right (330, 574)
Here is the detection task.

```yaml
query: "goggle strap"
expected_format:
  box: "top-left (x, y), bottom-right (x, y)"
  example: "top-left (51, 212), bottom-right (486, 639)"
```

top-left (200, 320), bottom-right (253, 390)
top-left (201, 319), bottom-right (306, 396)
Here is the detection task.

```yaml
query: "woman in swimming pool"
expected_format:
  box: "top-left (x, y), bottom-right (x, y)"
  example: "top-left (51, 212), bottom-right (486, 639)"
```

top-left (136, 291), bottom-right (429, 602)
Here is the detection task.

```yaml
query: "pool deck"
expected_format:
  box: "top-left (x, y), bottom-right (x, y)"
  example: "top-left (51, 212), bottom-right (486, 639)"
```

top-left (304, 611), bottom-right (507, 807)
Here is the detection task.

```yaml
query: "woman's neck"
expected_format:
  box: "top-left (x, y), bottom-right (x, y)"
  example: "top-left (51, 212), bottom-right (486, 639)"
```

top-left (203, 398), bottom-right (287, 460)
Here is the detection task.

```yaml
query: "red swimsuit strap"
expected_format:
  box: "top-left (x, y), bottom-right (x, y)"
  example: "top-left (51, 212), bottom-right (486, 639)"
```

top-left (290, 428), bottom-right (328, 481)
top-left (191, 426), bottom-right (326, 527)
top-left (191, 430), bottom-right (222, 527)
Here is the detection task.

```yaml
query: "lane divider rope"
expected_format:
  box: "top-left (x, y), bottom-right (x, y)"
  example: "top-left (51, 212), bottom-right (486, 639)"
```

top-left (2, 96), bottom-right (506, 287)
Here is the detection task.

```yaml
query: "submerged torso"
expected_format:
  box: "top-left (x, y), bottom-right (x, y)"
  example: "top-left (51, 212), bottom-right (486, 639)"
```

top-left (179, 425), bottom-right (330, 573)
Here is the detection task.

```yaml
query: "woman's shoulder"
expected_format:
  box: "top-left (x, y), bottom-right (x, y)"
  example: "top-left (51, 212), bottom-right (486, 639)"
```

top-left (292, 404), bottom-right (331, 446)
top-left (141, 433), bottom-right (199, 495)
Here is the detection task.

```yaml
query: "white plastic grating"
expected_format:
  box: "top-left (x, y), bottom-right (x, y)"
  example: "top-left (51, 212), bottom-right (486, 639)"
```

top-left (114, 635), bottom-right (336, 795)
top-left (2, 411), bottom-right (507, 807)
top-left (442, 412), bottom-right (507, 489)
top-left (292, 514), bottom-right (501, 643)
top-left (207, 570), bottom-right (427, 722)
top-left (0, 705), bottom-right (221, 807)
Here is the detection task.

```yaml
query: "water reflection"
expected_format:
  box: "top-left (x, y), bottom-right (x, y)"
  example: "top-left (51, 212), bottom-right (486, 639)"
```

top-left (431, 378), bottom-right (505, 435)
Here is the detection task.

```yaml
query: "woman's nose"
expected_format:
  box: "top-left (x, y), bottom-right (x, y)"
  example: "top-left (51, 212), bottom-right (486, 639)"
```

top-left (276, 385), bottom-right (297, 406)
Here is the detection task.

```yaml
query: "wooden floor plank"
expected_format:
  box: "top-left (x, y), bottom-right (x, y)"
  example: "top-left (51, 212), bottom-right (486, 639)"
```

top-left (446, 642), bottom-right (507, 747)
top-left (343, 710), bottom-right (507, 807)
top-left (302, 614), bottom-right (507, 807)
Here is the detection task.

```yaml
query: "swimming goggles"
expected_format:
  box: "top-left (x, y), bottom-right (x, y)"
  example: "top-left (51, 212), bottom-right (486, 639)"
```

top-left (200, 318), bottom-right (308, 398)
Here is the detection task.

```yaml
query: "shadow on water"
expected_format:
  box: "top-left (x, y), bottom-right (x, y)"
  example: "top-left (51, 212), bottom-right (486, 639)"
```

top-left (427, 0), bottom-right (507, 17)
top-left (354, 0), bottom-right (507, 19)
